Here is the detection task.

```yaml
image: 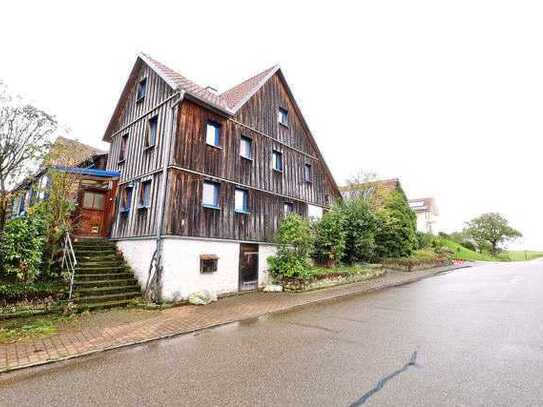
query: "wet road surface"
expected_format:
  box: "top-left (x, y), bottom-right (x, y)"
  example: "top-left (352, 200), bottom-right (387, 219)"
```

top-left (1, 260), bottom-right (543, 406)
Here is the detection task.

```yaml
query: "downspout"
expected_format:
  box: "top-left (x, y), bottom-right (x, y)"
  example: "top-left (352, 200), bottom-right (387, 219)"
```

top-left (149, 90), bottom-right (185, 303)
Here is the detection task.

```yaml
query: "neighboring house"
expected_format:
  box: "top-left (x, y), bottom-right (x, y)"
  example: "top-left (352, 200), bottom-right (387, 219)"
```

top-left (340, 178), bottom-right (403, 207)
top-left (8, 136), bottom-right (120, 237)
top-left (103, 53), bottom-right (341, 300)
top-left (408, 197), bottom-right (439, 234)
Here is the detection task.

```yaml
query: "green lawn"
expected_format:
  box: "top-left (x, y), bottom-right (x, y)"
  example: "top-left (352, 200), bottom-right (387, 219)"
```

top-left (505, 250), bottom-right (543, 261)
top-left (439, 238), bottom-right (543, 262)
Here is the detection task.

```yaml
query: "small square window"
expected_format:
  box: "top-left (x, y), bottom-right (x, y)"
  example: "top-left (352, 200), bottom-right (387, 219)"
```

top-left (272, 150), bottom-right (283, 172)
top-left (200, 255), bottom-right (218, 273)
top-left (202, 181), bottom-right (220, 208)
top-left (120, 186), bottom-right (133, 215)
top-left (304, 163), bottom-right (312, 183)
top-left (145, 116), bottom-right (158, 148)
top-left (283, 202), bottom-right (293, 215)
top-left (240, 135), bottom-right (253, 160)
top-left (235, 189), bottom-right (249, 214)
top-left (136, 78), bottom-right (147, 102)
top-left (206, 121), bottom-right (221, 147)
top-left (278, 107), bottom-right (288, 126)
top-left (119, 134), bottom-right (128, 162)
top-left (138, 180), bottom-right (152, 209)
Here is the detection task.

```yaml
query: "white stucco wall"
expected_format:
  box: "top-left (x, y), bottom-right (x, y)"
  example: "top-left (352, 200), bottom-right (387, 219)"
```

top-left (258, 244), bottom-right (277, 287)
top-left (308, 204), bottom-right (324, 219)
top-left (117, 238), bottom-right (279, 302)
top-left (116, 239), bottom-right (157, 289)
top-left (161, 238), bottom-right (241, 301)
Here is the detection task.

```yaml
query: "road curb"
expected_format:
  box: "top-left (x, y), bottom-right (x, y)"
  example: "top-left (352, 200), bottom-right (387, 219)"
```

top-left (0, 263), bottom-right (471, 375)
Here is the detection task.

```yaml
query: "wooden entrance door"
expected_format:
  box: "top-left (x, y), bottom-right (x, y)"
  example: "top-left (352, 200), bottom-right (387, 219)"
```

top-left (76, 189), bottom-right (107, 236)
top-left (239, 244), bottom-right (259, 291)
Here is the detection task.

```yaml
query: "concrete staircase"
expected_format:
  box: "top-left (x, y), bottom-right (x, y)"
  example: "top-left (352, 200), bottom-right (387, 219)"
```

top-left (71, 238), bottom-right (141, 310)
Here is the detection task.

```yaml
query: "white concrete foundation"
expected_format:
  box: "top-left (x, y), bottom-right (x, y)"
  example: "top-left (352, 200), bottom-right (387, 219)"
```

top-left (115, 238), bottom-right (277, 302)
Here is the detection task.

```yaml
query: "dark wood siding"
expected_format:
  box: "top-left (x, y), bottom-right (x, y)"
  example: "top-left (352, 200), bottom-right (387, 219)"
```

top-left (111, 172), bottom-right (163, 238)
top-left (233, 73), bottom-right (318, 156)
top-left (172, 99), bottom-right (334, 206)
top-left (165, 168), bottom-right (307, 242)
top-left (106, 63), bottom-right (174, 183)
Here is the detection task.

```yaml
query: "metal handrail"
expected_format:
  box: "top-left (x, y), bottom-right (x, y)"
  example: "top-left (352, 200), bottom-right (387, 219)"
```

top-left (61, 232), bottom-right (78, 300)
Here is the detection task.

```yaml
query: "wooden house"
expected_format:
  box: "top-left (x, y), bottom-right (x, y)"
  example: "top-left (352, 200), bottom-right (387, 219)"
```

top-left (103, 53), bottom-right (341, 300)
top-left (8, 136), bottom-right (119, 237)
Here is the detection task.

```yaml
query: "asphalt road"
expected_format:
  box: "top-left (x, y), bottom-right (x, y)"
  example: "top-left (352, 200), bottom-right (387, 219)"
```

top-left (2, 260), bottom-right (543, 406)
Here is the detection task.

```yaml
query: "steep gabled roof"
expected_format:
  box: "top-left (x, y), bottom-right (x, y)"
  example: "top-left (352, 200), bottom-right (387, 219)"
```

top-left (103, 53), bottom-right (341, 198)
top-left (220, 65), bottom-right (279, 111)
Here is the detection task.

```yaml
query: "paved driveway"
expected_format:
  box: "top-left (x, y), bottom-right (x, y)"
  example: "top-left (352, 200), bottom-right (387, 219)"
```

top-left (1, 260), bottom-right (543, 406)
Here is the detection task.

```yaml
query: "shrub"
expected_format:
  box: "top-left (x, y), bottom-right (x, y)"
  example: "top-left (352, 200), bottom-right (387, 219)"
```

top-left (0, 207), bottom-right (47, 284)
top-left (339, 199), bottom-right (379, 264)
top-left (313, 208), bottom-right (346, 267)
top-left (374, 189), bottom-right (418, 259)
top-left (416, 232), bottom-right (435, 249)
top-left (383, 248), bottom-right (452, 271)
top-left (0, 281), bottom-right (64, 305)
top-left (268, 214), bottom-right (314, 280)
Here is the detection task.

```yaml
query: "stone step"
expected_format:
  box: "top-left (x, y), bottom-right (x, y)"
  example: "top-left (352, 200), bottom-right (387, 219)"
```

top-left (77, 299), bottom-right (135, 312)
top-left (75, 248), bottom-right (117, 255)
top-left (76, 284), bottom-right (140, 297)
top-left (75, 291), bottom-right (141, 304)
top-left (73, 278), bottom-right (139, 288)
top-left (77, 260), bottom-right (126, 268)
top-left (76, 262), bottom-right (130, 272)
top-left (75, 272), bottom-right (136, 281)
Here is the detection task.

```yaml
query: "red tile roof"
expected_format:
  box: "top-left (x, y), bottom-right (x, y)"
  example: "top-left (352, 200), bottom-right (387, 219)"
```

top-left (220, 65), bottom-right (279, 111)
top-left (140, 53), bottom-right (278, 114)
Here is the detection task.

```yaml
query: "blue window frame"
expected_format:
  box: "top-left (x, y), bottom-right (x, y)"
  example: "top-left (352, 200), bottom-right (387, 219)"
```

top-left (240, 135), bottom-right (253, 160)
top-left (119, 133), bottom-right (128, 162)
top-left (272, 150), bottom-right (283, 172)
top-left (235, 188), bottom-right (249, 214)
top-left (202, 181), bottom-right (220, 209)
top-left (206, 121), bottom-right (221, 147)
top-left (136, 78), bottom-right (147, 102)
top-left (120, 186), bottom-right (133, 215)
top-left (138, 180), bottom-right (152, 209)
top-left (304, 163), bottom-right (312, 183)
top-left (278, 107), bottom-right (288, 126)
top-left (145, 116), bottom-right (158, 148)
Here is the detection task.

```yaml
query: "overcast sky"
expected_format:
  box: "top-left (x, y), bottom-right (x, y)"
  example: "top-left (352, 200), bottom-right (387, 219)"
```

top-left (1, 1), bottom-right (542, 249)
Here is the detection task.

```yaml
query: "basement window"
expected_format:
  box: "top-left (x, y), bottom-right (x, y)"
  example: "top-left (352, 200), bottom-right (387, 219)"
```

top-left (200, 255), bottom-right (218, 273)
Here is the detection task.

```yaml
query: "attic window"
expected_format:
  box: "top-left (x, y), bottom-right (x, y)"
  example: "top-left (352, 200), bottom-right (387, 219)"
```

top-left (145, 115), bottom-right (158, 148)
top-left (304, 163), bottom-right (312, 183)
top-left (136, 78), bottom-right (147, 103)
top-left (278, 107), bottom-right (288, 127)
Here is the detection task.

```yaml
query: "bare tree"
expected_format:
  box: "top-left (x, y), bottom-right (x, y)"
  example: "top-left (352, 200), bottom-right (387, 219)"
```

top-left (0, 82), bottom-right (57, 230)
